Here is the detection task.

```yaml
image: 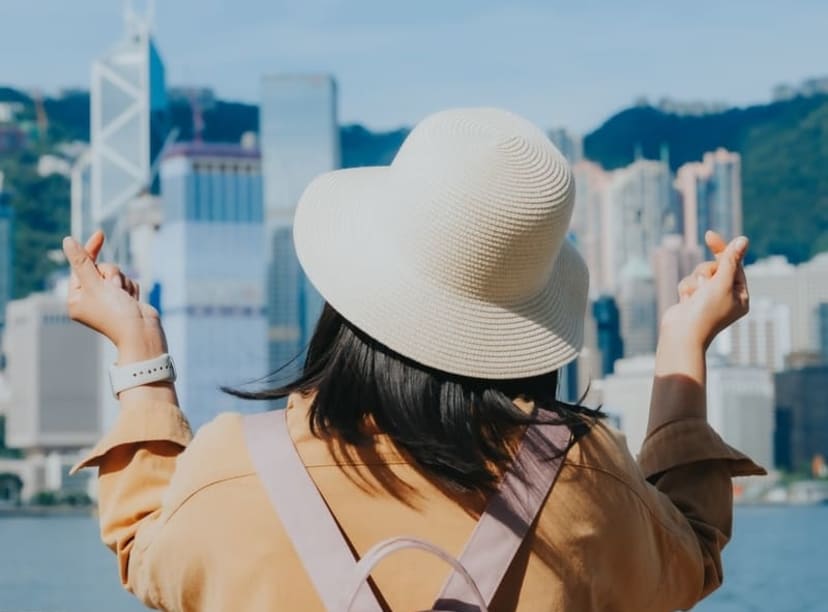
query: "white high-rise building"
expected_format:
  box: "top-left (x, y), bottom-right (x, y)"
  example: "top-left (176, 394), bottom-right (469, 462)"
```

top-left (745, 254), bottom-right (828, 355)
top-left (2, 292), bottom-right (100, 451)
top-left (675, 148), bottom-right (742, 251)
top-left (603, 354), bottom-right (774, 468)
top-left (712, 298), bottom-right (792, 371)
top-left (618, 259), bottom-right (658, 357)
top-left (571, 161), bottom-right (612, 296)
top-left (651, 234), bottom-right (703, 326)
top-left (706, 356), bottom-right (775, 472)
top-left (601, 355), bottom-right (655, 456)
top-left (605, 159), bottom-right (672, 292)
top-left (260, 75), bottom-right (339, 372)
top-left (153, 143), bottom-right (267, 430)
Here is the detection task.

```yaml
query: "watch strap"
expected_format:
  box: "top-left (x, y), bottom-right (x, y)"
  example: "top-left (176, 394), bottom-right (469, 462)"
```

top-left (109, 353), bottom-right (177, 398)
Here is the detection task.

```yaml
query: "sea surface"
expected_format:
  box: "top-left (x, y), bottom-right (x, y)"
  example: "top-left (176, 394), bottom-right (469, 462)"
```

top-left (0, 505), bottom-right (826, 611)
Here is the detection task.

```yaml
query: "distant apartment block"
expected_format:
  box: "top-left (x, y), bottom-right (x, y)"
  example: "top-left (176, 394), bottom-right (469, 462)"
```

top-left (675, 148), bottom-right (742, 252)
top-left (651, 234), bottom-right (702, 327)
top-left (2, 293), bottom-right (100, 451)
top-left (745, 254), bottom-right (828, 355)
top-left (712, 298), bottom-right (792, 372)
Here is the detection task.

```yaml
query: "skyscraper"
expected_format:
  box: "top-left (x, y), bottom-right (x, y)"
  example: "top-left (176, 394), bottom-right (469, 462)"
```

top-left (604, 159), bottom-right (672, 292)
top-left (651, 234), bottom-right (702, 326)
top-left (74, 2), bottom-right (170, 433)
top-left (571, 161), bottom-right (612, 296)
top-left (153, 143), bottom-right (266, 430)
top-left (593, 295), bottom-right (624, 376)
top-left (675, 148), bottom-right (742, 251)
top-left (260, 75), bottom-right (339, 372)
top-left (618, 259), bottom-right (658, 357)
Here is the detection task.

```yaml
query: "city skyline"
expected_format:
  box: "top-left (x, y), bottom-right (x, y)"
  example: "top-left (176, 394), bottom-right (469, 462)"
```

top-left (2, 0), bottom-right (827, 132)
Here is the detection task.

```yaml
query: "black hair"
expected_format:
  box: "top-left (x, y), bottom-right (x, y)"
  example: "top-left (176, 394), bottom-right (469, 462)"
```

top-left (226, 304), bottom-right (602, 494)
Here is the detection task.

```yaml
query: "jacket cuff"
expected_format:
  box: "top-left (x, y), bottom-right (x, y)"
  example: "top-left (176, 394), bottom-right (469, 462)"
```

top-left (638, 417), bottom-right (767, 481)
top-left (70, 400), bottom-right (192, 474)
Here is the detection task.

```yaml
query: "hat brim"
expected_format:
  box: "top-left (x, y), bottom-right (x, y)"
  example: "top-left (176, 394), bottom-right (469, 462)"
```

top-left (294, 166), bottom-right (589, 380)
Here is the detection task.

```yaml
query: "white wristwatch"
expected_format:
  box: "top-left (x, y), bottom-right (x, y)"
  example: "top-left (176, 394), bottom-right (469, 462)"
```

top-left (109, 353), bottom-right (177, 398)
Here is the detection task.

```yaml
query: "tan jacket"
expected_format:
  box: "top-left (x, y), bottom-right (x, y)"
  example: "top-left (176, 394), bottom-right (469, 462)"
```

top-left (76, 393), bottom-right (764, 611)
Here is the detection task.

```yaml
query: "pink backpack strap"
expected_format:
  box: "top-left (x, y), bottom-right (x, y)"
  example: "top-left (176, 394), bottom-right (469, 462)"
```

top-left (244, 410), bottom-right (571, 612)
top-left (242, 410), bottom-right (382, 612)
top-left (433, 422), bottom-right (571, 609)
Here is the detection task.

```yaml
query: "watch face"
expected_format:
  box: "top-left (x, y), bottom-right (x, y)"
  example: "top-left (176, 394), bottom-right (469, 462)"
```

top-left (168, 356), bottom-right (178, 382)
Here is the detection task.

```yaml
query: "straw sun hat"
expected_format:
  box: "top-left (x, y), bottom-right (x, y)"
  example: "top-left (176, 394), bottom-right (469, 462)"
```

top-left (294, 107), bottom-right (588, 379)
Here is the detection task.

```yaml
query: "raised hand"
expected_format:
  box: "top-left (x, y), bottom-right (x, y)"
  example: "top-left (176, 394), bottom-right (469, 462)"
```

top-left (662, 230), bottom-right (750, 348)
top-left (62, 231), bottom-right (167, 363)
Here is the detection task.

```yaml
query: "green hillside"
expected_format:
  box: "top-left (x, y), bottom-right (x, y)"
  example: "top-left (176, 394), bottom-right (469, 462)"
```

top-left (584, 95), bottom-right (828, 262)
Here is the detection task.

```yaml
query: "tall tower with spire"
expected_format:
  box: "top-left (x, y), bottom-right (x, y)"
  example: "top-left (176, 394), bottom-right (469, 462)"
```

top-left (75, 0), bottom-right (170, 268)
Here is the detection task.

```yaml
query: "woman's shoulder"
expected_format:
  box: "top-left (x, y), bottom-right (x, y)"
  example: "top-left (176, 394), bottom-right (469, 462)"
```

top-left (162, 411), bottom-right (258, 509)
top-left (563, 419), bottom-right (655, 500)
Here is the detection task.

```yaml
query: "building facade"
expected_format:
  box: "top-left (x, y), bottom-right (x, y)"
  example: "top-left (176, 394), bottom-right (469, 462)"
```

top-left (605, 159), bottom-right (672, 292)
top-left (618, 259), bottom-right (658, 357)
top-left (154, 143), bottom-right (267, 430)
top-left (745, 254), bottom-right (828, 355)
top-left (2, 293), bottom-right (100, 451)
top-left (712, 298), bottom-right (792, 371)
top-left (775, 364), bottom-right (828, 472)
top-left (260, 75), bottom-right (339, 373)
top-left (706, 357), bottom-right (775, 471)
top-left (592, 295), bottom-right (624, 376)
top-left (675, 149), bottom-right (742, 252)
top-left (651, 233), bottom-right (702, 326)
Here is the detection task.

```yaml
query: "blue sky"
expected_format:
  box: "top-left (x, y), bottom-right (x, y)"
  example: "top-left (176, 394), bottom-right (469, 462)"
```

top-left (2, 0), bottom-right (826, 132)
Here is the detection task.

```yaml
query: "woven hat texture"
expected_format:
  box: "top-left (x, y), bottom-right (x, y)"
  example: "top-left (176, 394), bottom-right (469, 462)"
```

top-left (294, 107), bottom-right (589, 379)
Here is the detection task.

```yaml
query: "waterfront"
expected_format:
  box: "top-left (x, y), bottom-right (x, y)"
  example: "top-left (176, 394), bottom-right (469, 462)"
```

top-left (0, 505), bottom-right (825, 611)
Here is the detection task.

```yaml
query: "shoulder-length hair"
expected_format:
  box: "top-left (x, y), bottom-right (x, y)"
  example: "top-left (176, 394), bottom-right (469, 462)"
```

top-left (226, 304), bottom-right (601, 493)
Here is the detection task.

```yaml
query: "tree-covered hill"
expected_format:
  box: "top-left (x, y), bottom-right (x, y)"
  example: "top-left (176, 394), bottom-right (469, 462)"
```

top-left (584, 95), bottom-right (828, 262)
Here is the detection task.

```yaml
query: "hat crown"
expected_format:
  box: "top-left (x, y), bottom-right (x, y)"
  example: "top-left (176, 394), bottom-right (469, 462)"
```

top-left (387, 108), bottom-right (575, 303)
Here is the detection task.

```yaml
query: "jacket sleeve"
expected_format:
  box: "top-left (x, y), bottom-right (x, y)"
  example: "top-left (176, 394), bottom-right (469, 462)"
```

top-left (635, 417), bottom-right (766, 609)
top-left (71, 399), bottom-right (192, 606)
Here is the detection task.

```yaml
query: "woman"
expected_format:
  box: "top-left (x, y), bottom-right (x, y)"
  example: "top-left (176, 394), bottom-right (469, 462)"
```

top-left (64, 108), bottom-right (763, 611)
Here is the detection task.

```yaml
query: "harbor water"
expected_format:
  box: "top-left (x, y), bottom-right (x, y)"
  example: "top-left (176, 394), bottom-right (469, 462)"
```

top-left (0, 505), bottom-right (826, 611)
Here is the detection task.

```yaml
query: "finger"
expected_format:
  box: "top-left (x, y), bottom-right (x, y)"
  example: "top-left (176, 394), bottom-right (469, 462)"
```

top-left (693, 260), bottom-right (717, 279)
top-left (62, 237), bottom-right (102, 287)
top-left (125, 278), bottom-right (140, 300)
top-left (705, 230), bottom-right (728, 257)
top-left (97, 263), bottom-right (121, 281)
top-left (714, 236), bottom-right (749, 286)
top-left (678, 276), bottom-right (696, 300)
top-left (84, 231), bottom-right (105, 263)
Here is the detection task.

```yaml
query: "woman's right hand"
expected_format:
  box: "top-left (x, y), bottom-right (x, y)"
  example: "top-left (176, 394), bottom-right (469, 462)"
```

top-left (661, 231), bottom-right (750, 349)
top-left (62, 231), bottom-right (168, 363)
